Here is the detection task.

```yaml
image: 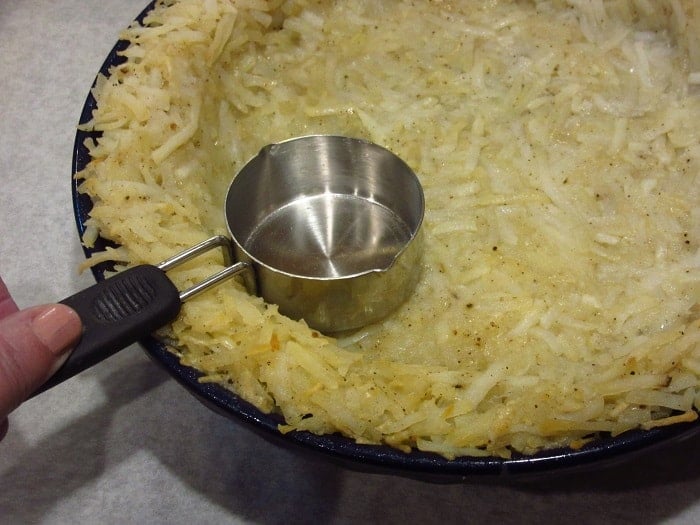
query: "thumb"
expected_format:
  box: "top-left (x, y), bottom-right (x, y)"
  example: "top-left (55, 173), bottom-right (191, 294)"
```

top-left (0, 304), bottom-right (82, 418)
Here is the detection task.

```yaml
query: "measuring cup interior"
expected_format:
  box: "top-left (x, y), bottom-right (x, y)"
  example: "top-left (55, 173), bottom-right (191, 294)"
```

top-left (225, 136), bottom-right (424, 279)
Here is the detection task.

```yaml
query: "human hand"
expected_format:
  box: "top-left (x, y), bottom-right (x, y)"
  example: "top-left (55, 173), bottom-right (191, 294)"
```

top-left (0, 276), bottom-right (82, 438)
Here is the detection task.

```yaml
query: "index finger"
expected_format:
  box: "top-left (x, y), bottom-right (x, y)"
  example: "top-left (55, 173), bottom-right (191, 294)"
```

top-left (0, 277), bottom-right (19, 320)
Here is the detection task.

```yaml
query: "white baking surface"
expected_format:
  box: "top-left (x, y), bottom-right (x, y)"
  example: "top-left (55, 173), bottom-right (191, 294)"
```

top-left (1, 1), bottom-right (700, 523)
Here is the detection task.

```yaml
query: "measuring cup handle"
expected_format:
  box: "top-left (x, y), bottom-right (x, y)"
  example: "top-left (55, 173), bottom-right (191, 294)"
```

top-left (33, 265), bottom-right (181, 396)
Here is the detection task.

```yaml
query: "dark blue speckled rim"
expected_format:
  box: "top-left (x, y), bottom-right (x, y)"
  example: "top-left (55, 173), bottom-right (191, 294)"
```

top-left (69, 1), bottom-right (700, 480)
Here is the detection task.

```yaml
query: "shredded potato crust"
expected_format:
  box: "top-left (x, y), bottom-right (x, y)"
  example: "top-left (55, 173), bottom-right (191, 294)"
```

top-left (79, 0), bottom-right (700, 459)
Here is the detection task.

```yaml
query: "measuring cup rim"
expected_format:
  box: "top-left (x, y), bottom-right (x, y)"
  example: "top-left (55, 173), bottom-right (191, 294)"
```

top-left (223, 134), bottom-right (425, 281)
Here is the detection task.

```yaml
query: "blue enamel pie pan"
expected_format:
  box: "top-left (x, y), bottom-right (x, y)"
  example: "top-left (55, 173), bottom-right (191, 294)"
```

top-left (69, 1), bottom-right (700, 481)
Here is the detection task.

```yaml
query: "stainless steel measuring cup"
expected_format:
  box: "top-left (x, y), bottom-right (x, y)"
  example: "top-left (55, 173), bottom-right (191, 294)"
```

top-left (225, 135), bottom-right (424, 333)
top-left (37, 135), bottom-right (424, 393)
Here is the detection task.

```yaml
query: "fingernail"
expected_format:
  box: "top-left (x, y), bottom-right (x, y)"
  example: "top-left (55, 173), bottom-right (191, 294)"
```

top-left (31, 305), bottom-right (82, 356)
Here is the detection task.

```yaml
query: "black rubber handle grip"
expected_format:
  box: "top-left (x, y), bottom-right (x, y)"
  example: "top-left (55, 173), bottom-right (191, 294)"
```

top-left (34, 265), bottom-right (181, 394)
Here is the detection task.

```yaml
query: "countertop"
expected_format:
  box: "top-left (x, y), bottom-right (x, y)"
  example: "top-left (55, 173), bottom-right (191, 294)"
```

top-left (1, 1), bottom-right (700, 523)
